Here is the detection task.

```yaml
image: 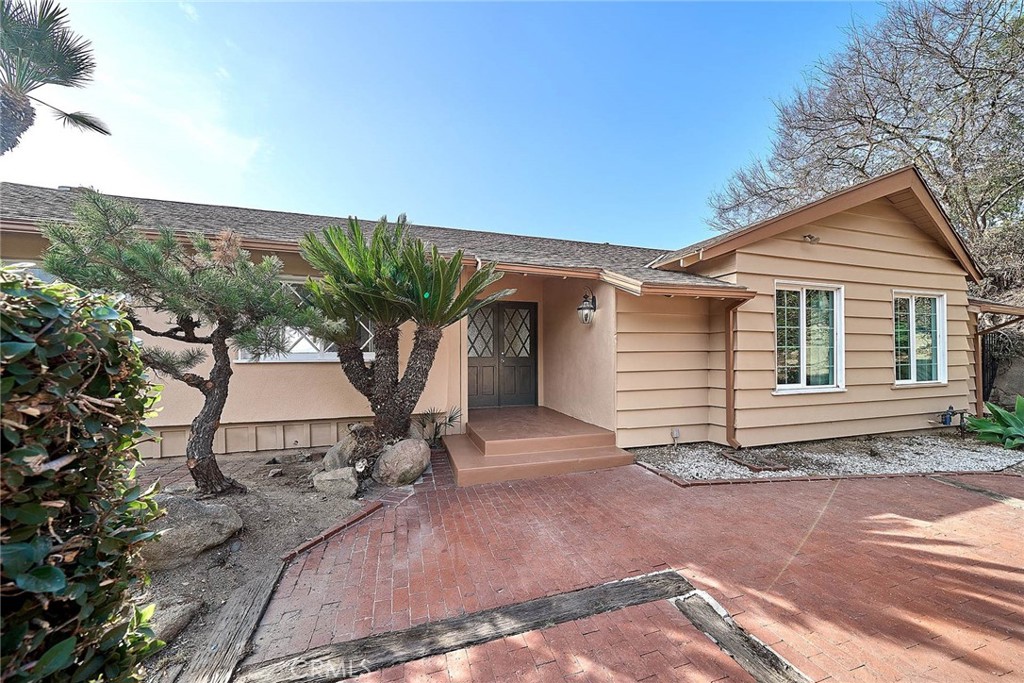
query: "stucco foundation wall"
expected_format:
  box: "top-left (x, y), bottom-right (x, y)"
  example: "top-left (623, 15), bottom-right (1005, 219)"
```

top-left (724, 199), bottom-right (972, 447)
top-left (541, 280), bottom-right (616, 431)
top-left (615, 293), bottom-right (712, 448)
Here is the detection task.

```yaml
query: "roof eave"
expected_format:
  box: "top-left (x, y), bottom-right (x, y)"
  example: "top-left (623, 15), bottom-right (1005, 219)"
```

top-left (651, 167), bottom-right (984, 282)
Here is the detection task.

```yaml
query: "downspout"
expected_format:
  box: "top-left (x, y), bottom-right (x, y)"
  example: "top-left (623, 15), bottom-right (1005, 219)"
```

top-left (724, 299), bottom-right (744, 449)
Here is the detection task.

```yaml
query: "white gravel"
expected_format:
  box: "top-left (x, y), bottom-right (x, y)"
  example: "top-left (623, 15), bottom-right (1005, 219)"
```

top-left (633, 433), bottom-right (1023, 480)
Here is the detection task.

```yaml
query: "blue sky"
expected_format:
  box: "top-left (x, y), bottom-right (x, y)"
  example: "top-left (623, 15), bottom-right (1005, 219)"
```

top-left (1, 1), bottom-right (885, 249)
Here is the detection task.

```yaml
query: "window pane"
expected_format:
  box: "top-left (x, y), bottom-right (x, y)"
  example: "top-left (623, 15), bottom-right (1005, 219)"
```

top-left (914, 296), bottom-right (938, 382)
top-left (894, 297), bottom-right (911, 381)
top-left (776, 289), bottom-right (801, 385)
top-left (804, 289), bottom-right (835, 386)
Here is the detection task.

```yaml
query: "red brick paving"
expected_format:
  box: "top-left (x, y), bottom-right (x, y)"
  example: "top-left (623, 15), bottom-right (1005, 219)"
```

top-left (244, 457), bottom-right (1023, 682)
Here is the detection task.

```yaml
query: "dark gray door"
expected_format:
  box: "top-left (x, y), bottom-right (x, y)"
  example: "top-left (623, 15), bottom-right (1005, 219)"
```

top-left (467, 303), bottom-right (537, 408)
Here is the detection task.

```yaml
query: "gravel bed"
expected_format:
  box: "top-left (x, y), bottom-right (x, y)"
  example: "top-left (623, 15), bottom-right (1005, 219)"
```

top-left (633, 432), bottom-right (1023, 481)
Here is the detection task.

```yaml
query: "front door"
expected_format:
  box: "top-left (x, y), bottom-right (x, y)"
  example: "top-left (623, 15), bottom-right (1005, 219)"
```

top-left (467, 302), bottom-right (537, 408)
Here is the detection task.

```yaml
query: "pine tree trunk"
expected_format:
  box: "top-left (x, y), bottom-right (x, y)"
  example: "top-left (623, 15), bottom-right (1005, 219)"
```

top-left (0, 89), bottom-right (35, 157)
top-left (185, 332), bottom-right (245, 495)
top-left (375, 326), bottom-right (443, 440)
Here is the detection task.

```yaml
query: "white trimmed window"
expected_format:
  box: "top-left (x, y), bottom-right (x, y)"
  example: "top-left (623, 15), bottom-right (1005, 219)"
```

top-left (774, 282), bottom-right (845, 393)
top-left (893, 292), bottom-right (946, 384)
top-left (237, 279), bottom-right (375, 363)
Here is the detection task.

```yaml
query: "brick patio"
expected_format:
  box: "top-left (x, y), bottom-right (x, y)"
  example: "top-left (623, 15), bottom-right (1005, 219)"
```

top-left (239, 457), bottom-right (1024, 681)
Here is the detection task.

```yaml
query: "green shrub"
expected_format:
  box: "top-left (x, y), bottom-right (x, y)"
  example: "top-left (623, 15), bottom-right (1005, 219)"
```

top-left (967, 396), bottom-right (1024, 450)
top-left (1, 268), bottom-right (162, 682)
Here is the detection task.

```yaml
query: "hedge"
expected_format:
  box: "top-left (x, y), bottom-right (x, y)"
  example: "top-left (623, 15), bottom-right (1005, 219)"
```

top-left (1, 268), bottom-right (162, 682)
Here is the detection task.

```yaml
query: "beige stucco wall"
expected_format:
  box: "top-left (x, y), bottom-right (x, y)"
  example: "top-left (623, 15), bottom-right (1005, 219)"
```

top-left (0, 229), bottom-right (462, 457)
top-left (695, 198), bottom-right (973, 447)
top-left (541, 280), bottom-right (616, 431)
top-left (614, 292), bottom-right (712, 448)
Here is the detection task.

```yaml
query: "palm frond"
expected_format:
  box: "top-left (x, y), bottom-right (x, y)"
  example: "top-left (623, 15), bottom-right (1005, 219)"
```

top-left (36, 100), bottom-right (109, 134)
top-left (1, 0), bottom-right (97, 92)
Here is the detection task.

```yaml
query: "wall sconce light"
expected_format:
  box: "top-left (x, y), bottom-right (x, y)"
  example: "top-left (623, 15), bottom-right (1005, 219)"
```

top-left (803, 234), bottom-right (821, 244)
top-left (577, 287), bottom-right (597, 325)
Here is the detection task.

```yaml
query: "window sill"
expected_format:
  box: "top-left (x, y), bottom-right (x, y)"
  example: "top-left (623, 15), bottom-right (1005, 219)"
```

top-left (892, 381), bottom-right (948, 389)
top-left (236, 352), bottom-right (374, 365)
top-left (772, 386), bottom-right (847, 396)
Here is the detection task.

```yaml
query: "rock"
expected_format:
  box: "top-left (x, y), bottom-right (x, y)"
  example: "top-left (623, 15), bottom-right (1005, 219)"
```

top-left (142, 494), bottom-right (243, 571)
top-left (312, 467), bottom-right (359, 497)
top-left (150, 598), bottom-right (202, 644)
top-left (323, 431), bottom-right (357, 470)
top-left (323, 423), bottom-right (374, 469)
top-left (374, 439), bottom-right (430, 486)
top-left (408, 420), bottom-right (426, 441)
top-left (267, 468), bottom-right (283, 478)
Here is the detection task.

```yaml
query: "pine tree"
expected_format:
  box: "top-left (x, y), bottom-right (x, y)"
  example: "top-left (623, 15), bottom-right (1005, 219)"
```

top-left (43, 191), bottom-right (306, 494)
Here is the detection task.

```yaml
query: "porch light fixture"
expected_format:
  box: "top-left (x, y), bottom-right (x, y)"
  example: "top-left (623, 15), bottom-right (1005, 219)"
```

top-left (577, 287), bottom-right (598, 325)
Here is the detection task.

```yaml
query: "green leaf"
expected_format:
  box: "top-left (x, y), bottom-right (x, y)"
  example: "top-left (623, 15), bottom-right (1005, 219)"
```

top-left (16, 565), bottom-right (67, 593)
top-left (90, 305), bottom-right (121, 320)
top-left (65, 331), bottom-right (87, 347)
top-left (2, 341), bottom-right (37, 361)
top-left (33, 636), bottom-right (77, 677)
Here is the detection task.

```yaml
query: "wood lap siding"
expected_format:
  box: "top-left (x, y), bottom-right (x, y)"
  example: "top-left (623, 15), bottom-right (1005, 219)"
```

top-left (615, 293), bottom-right (712, 448)
top-left (729, 199), bottom-right (972, 446)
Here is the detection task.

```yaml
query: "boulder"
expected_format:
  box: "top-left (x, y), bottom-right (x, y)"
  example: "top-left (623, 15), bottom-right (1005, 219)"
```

top-left (374, 439), bottom-right (430, 486)
top-left (408, 419), bottom-right (426, 441)
top-left (312, 467), bottom-right (359, 498)
top-left (323, 431), bottom-right (357, 471)
top-left (323, 423), bottom-right (375, 470)
top-left (151, 598), bottom-right (202, 643)
top-left (142, 494), bottom-right (243, 571)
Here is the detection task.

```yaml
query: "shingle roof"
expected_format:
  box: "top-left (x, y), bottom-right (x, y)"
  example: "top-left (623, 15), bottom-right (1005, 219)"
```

top-left (0, 182), bottom-right (740, 291)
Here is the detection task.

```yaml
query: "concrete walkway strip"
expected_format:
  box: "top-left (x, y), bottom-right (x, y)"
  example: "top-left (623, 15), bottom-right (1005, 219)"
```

top-left (672, 590), bottom-right (811, 683)
top-left (928, 475), bottom-right (1024, 509)
top-left (235, 570), bottom-right (695, 683)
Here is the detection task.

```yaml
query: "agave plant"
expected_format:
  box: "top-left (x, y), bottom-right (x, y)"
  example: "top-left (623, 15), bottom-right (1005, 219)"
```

top-left (966, 396), bottom-right (1024, 450)
top-left (0, 0), bottom-right (110, 155)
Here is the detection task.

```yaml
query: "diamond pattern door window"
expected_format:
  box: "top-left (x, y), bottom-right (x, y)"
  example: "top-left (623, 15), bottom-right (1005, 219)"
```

top-left (468, 309), bottom-right (494, 358)
top-left (502, 307), bottom-right (532, 358)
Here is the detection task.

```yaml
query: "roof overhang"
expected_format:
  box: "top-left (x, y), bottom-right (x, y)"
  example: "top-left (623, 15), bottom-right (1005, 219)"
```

top-left (1, 218), bottom-right (754, 300)
top-left (652, 167), bottom-right (984, 283)
top-left (968, 297), bottom-right (1024, 317)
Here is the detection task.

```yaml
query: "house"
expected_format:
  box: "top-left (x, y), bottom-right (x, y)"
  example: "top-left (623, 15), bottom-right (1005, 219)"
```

top-left (2, 167), bottom-right (1021, 485)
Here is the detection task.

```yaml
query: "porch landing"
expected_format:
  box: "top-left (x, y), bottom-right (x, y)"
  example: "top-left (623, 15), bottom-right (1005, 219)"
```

top-left (443, 407), bottom-right (634, 486)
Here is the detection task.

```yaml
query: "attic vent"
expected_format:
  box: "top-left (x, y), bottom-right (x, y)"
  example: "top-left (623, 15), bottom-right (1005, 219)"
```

top-left (58, 186), bottom-right (74, 191)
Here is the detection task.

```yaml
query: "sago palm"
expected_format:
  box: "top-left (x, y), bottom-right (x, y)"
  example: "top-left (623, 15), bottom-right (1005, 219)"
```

top-left (301, 216), bottom-right (513, 441)
top-left (0, 0), bottom-right (109, 155)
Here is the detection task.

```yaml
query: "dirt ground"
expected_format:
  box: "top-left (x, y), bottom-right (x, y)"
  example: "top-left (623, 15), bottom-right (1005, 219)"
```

top-left (137, 450), bottom-right (362, 675)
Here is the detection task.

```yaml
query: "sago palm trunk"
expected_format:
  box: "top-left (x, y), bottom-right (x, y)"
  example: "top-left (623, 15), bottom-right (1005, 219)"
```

top-left (0, 89), bottom-right (35, 156)
top-left (374, 326), bottom-right (444, 440)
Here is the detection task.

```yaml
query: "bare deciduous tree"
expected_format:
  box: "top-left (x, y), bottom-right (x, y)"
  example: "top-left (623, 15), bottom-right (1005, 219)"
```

top-left (710, 0), bottom-right (1024, 244)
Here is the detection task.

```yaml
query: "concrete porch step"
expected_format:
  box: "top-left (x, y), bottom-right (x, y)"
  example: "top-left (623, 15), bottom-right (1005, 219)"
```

top-left (466, 407), bottom-right (616, 456)
top-left (444, 434), bottom-right (634, 487)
